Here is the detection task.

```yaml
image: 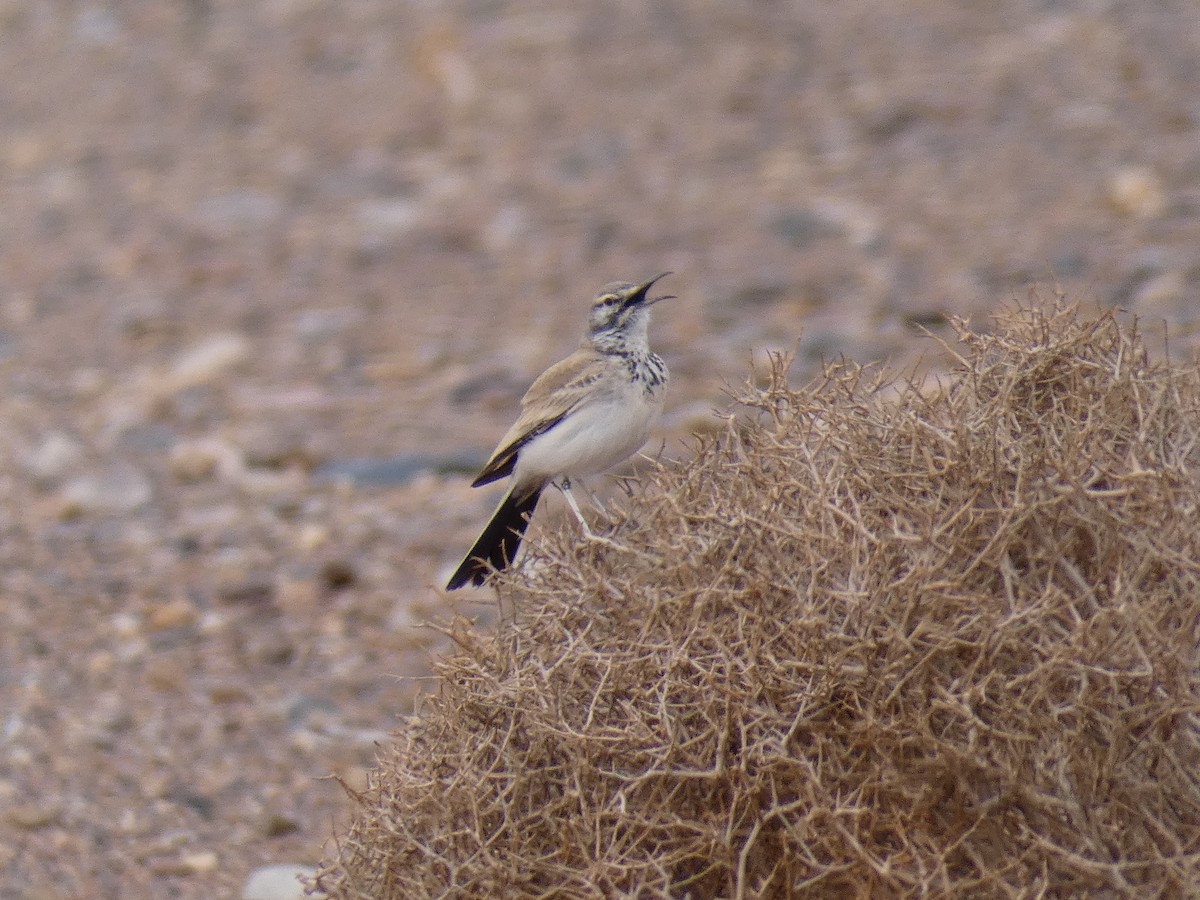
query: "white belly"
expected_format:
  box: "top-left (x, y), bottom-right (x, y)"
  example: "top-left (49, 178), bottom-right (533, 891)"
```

top-left (515, 385), bottom-right (664, 483)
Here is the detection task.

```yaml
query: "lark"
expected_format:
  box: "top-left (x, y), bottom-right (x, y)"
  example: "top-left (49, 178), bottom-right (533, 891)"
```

top-left (446, 274), bottom-right (673, 590)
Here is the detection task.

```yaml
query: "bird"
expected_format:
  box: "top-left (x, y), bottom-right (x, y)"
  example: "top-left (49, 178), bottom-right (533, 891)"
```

top-left (445, 273), bottom-right (673, 590)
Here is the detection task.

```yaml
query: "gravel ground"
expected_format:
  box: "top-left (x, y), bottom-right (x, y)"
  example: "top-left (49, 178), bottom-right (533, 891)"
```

top-left (2, 1), bottom-right (1198, 897)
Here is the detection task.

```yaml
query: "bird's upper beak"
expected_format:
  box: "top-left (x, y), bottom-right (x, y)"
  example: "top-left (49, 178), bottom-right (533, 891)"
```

top-left (626, 272), bottom-right (674, 308)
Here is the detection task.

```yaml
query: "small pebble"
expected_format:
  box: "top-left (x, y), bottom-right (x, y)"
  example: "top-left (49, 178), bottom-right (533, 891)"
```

top-left (197, 611), bottom-right (229, 635)
top-left (296, 523), bottom-right (330, 552)
top-left (25, 431), bottom-right (84, 485)
top-left (318, 559), bottom-right (356, 591)
top-left (217, 575), bottom-right (277, 606)
top-left (168, 333), bottom-right (251, 391)
top-left (209, 683), bottom-right (252, 704)
top-left (168, 442), bottom-right (220, 482)
top-left (252, 634), bottom-right (296, 667)
top-left (86, 651), bottom-right (116, 677)
top-left (152, 850), bottom-right (219, 877)
top-left (263, 813), bottom-right (301, 838)
top-left (240, 427), bottom-right (312, 470)
top-left (143, 658), bottom-right (187, 693)
top-left (58, 467), bottom-right (152, 517)
top-left (180, 851), bottom-right (219, 875)
top-left (1108, 165), bottom-right (1166, 219)
top-left (275, 578), bottom-right (320, 616)
top-left (6, 802), bottom-right (62, 830)
top-left (146, 598), bottom-right (199, 632)
top-left (111, 612), bottom-right (142, 638)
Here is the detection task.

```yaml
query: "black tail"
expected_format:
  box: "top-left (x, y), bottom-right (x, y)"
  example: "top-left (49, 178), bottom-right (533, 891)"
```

top-left (445, 485), bottom-right (543, 590)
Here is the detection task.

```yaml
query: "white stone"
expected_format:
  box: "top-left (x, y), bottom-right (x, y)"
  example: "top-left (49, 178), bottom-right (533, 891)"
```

top-left (59, 467), bottom-right (152, 515)
top-left (242, 864), bottom-right (320, 900)
top-left (168, 333), bottom-right (252, 390)
top-left (25, 432), bottom-right (84, 484)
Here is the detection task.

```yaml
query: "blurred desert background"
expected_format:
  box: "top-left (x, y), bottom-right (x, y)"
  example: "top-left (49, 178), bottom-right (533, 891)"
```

top-left (1, 0), bottom-right (1198, 896)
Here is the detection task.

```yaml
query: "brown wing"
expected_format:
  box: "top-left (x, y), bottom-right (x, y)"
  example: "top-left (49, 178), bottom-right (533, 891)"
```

top-left (470, 347), bottom-right (604, 487)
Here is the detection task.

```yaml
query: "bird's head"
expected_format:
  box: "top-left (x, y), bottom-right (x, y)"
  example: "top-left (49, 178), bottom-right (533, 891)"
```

top-left (586, 272), bottom-right (673, 348)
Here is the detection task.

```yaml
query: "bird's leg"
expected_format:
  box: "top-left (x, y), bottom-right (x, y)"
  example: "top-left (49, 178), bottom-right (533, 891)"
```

top-left (558, 478), bottom-right (630, 552)
top-left (562, 476), bottom-right (610, 519)
top-left (557, 477), bottom-right (593, 536)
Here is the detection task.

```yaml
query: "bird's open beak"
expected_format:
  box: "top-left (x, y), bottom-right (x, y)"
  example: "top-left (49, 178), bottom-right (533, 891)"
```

top-left (626, 272), bottom-right (674, 308)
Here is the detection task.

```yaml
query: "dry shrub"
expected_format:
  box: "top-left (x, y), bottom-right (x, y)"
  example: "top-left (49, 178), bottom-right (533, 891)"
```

top-left (314, 303), bottom-right (1200, 898)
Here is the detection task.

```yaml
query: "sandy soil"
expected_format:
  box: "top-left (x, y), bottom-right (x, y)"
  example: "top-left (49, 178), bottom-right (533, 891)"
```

top-left (1, 1), bottom-right (1198, 896)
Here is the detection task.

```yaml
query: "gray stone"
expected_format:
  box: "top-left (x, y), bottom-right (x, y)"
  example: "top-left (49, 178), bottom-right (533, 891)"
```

top-left (194, 190), bottom-right (284, 232)
top-left (59, 466), bottom-right (153, 516)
